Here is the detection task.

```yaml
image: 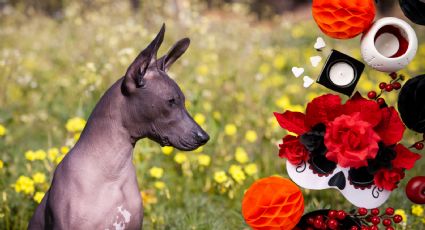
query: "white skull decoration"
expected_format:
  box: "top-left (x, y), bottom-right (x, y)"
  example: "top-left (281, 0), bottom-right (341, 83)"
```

top-left (286, 159), bottom-right (391, 209)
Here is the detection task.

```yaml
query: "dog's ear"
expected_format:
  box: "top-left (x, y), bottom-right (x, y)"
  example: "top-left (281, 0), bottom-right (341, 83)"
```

top-left (122, 24), bottom-right (165, 94)
top-left (158, 38), bottom-right (190, 71)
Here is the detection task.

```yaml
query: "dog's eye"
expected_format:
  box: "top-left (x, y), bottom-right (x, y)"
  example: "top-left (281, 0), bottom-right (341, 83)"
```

top-left (168, 98), bottom-right (176, 107)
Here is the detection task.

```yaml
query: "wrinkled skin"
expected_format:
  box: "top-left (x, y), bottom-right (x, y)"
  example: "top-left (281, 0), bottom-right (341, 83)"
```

top-left (28, 24), bottom-right (209, 230)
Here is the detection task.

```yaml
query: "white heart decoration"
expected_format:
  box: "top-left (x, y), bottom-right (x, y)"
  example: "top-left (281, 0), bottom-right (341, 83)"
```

top-left (291, 67), bottom-right (304, 78)
top-left (310, 56), bottom-right (322, 67)
top-left (303, 76), bottom-right (314, 88)
top-left (314, 37), bottom-right (326, 50)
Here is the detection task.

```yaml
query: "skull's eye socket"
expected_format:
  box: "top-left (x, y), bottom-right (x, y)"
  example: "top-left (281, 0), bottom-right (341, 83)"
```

top-left (308, 155), bottom-right (337, 177)
top-left (348, 167), bottom-right (374, 189)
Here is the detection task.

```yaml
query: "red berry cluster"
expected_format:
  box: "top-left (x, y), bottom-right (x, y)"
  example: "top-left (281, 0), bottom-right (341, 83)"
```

top-left (304, 210), bottom-right (348, 230)
top-left (302, 207), bottom-right (403, 230)
top-left (367, 72), bottom-right (404, 106)
top-left (355, 207), bottom-right (403, 230)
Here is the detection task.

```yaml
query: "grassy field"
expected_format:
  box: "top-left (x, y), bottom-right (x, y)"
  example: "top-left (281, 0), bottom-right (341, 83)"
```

top-left (0, 1), bottom-right (424, 229)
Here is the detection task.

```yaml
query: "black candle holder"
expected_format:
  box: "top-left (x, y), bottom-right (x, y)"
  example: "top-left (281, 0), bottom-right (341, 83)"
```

top-left (316, 50), bottom-right (365, 96)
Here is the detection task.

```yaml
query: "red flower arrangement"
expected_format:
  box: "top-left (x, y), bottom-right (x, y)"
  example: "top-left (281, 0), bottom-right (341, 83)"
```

top-left (274, 93), bottom-right (421, 191)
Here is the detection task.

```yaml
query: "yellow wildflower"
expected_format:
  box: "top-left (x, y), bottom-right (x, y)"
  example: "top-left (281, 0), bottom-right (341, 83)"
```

top-left (235, 92), bottom-right (245, 102)
top-left (25, 150), bottom-right (36, 161)
top-left (268, 117), bottom-right (280, 130)
top-left (197, 154), bottom-right (211, 166)
top-left (244, 163), bottom-right (258, 176)
top-left (307, 92), bottom-right (320, 102)
top-left (291, 25), bottom-right (305, 38)
top-left (412, 204), bottom-right (424, 217)
top-left (15, 176), bottom-right (35, 195)
top-left (0, 124), bottom-right (7, 136)
top-left (235, 147), bottom-right (249, 164)
top-left (358, 79), bottom-right (374, 92)
top-left (395, 209), bottom-right (407, 223)
top-left (193, 146), bottom-right (204, 153)
top-left (273, 54), bottom-right (287, 70)
top-left (0, 160), bottom-right (3, 169)
top-left (33, 192), bottom-right (45, 203)
top-left (55, 154), bottom-right (66, 164)
top-left (149, 167), bottom-right (164, 179)
top-left (73, 133), bottom-right (81, 142)
top-left (214, 171), bottom-right (228, 184)
top-left (60, 146), bottom-right (70, 154)
top-left (48, 148), bottom-right (59, 161)
top-left (203, 102), bottom-right (212, 112)
top-left (225, 124), bottom-right (237, 136)
top-left (65, 117), bottom-right (86, 133)
top-left (258, 63), bottom-right (270, 75)
top-left (194, 113), bottom-right (206, 126)
top-left (213, 111), bottom-right (221, 120)
top-left (245, 130), bottom-right (258, 143)
top-left (275, 96), bottom-right (290, 109)
top-left (422, 217), bottom-right (425, 224)
top-left (34, 150), bottom-right (47, 160)
top-left (154, 181), bottom-right (166, 190)
top-left (287, 104), bottom-right (304, 113)
top-left (229, 165), bottom-right (246, 184)
top-left (141, 191), bottom-right (157, 205)
top-left (196, 64), bottom-right (209, 76)
top-left (161, 146), bottom-right (173, 155)
top-left (174, 153), bottom-right (188, 164)
top-left (32, 172), bottom-right (46, 184)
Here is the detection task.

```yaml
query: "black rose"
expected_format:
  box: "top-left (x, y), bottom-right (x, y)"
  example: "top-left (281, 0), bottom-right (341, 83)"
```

top-left (367, 142), bottom-right (396, 174)
top-left (300, 123), bottom-right (327, 156)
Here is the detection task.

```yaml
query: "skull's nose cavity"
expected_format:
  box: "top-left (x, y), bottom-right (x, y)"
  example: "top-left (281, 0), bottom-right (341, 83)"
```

top-left (195, 130), bottom-right (209, 144)
top-left (328, 171), bottom-right (346, 190)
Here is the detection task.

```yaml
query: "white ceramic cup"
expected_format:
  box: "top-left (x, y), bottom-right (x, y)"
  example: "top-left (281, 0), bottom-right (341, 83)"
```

top-left (361, 17), bottom-right (418, 73)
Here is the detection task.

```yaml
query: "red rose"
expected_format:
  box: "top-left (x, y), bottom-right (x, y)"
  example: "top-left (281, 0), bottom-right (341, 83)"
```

top-left (374, 168), bottom-right (405, 191)
top-left (343, 92), bottom-right (382, 127)
top-left (278, 135), bottom-right (309, 165)
top-left (325, 113), bottom-right (381, 168)
top-left (305, 94), bottom-right (343, 127)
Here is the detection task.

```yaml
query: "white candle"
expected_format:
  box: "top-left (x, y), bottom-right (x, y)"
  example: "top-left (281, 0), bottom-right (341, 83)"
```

top-left (375, 32), bottom-right (399, 57)
top-left (329, 62), bottom-right (355, 86)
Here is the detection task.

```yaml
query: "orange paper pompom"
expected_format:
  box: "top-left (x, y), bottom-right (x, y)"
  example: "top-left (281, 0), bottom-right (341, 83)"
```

top-left (312, 0), bottom-right (376, 39)
top-left (242, 176), bottom-right (304, 230)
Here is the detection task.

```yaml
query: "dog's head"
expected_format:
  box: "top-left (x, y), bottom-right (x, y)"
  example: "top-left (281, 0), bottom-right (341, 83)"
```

top-left (121, 24), bottom-right (209, 151)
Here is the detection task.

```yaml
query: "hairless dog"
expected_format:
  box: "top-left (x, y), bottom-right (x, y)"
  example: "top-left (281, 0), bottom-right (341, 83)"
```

top-left (28, 24), bottom-right (209, 230)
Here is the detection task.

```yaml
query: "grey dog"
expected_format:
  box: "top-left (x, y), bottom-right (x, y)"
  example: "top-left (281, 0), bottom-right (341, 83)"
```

top-left (28, 24), bottom-right (209, 230)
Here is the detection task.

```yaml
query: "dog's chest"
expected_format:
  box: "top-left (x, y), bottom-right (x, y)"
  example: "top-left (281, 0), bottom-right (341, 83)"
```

top-left (105, 206), bottom-right (132, 230)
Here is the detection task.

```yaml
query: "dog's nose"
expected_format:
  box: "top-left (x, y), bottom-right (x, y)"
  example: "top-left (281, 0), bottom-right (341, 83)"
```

top-left (195, 130), bottom-right (209, 144)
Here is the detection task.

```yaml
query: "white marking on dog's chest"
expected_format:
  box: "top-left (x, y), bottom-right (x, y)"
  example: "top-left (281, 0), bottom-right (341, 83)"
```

top-left (107, 206), bottom-right (132, 230)
top-left (117, 206), bottom-right (131, 223)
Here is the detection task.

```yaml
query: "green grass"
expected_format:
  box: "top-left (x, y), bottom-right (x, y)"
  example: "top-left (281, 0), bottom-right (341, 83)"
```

top-left (0, 1), bottom-right (424, 229)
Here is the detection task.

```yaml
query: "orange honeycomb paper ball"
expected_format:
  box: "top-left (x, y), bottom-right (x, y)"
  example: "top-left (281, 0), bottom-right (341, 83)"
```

top-left (312, 0), bottom-right (376, 39)
top-left (242, 176), bottom-right (304, 230)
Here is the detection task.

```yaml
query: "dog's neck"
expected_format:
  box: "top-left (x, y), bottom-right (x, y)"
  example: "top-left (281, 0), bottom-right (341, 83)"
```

top-left (70, 79), bottom-right (137, 179)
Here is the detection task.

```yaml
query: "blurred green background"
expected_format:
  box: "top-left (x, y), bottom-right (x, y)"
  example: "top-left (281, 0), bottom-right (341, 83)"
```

top-left (0, 0), bottom-right (424, 229)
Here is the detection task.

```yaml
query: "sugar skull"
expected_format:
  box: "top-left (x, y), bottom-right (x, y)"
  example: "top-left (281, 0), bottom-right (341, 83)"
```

top-left (275, 93), bottom-right (421, 209)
